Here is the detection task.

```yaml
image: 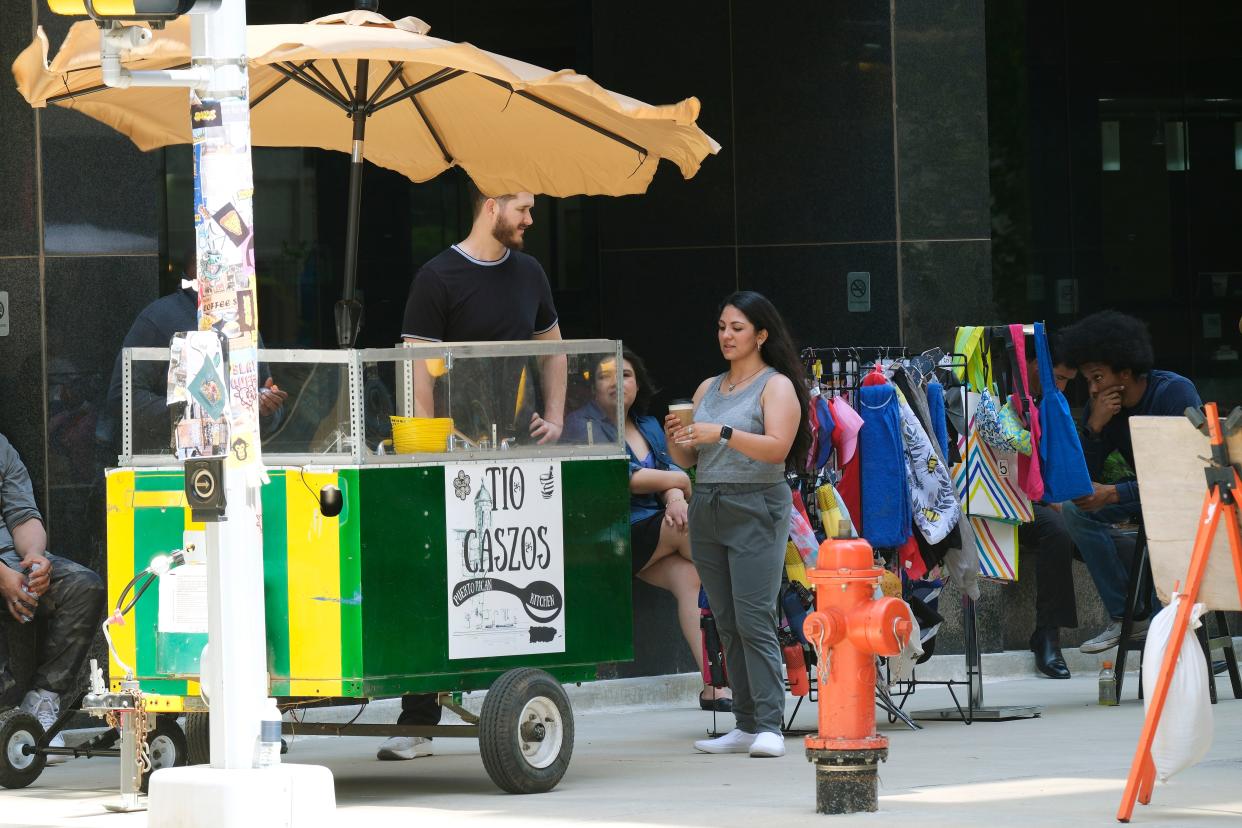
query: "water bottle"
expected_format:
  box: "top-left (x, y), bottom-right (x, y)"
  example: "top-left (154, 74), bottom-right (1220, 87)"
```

top-left (1098, 661), bottom-right (1118, 706)
top-left (255, 697), bottom-right (283, 768)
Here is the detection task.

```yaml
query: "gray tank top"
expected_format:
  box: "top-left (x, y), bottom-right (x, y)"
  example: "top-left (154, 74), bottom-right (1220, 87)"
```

top-left (694, 367), bottom-right (786, 485)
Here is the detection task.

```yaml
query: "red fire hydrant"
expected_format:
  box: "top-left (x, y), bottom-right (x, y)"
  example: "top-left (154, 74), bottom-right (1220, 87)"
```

top-left (803, 535), bottom-right (912, 814)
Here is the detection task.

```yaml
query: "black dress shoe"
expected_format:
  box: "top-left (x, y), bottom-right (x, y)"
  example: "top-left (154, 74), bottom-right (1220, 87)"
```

top-left (1030, 627), bottom-right (1071, 679)
top-left (699, 692), bottom-right (733, 712)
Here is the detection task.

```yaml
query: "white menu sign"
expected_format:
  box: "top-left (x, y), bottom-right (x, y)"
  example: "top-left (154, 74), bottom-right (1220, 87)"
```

top-left (445, 460), bottom-right (566, 659)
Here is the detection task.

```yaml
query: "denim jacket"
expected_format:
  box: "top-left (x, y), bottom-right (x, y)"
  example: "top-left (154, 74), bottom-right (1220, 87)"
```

top-left (563, 401), bottom-right (682, 523)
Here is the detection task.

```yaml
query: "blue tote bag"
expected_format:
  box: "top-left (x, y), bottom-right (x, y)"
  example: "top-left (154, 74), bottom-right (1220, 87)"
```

top-left (1034, 322), bottom-right (1093, 502)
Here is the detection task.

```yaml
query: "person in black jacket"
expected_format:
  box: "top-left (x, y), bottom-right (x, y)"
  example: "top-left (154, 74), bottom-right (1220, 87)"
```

top-left (101, 256), bottom-right (287, 458)
top-left (1020, 342), bottom-right (1081, 679)
top-left (1057, 311), bottom-right (1202, 654)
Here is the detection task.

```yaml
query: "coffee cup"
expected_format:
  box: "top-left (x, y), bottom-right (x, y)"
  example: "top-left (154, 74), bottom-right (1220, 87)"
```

top-left (669, 399), bottom-right (694, 429)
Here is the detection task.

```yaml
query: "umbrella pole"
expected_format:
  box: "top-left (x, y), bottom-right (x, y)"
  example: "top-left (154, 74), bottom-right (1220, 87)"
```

top-left (335, 59), bottom-right (369, 348)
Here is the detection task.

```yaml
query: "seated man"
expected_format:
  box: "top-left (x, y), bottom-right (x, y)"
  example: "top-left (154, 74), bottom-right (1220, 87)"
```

top-left (1057, 310), bottom-right (1201, 654)
top-left (1021, 343), bottom-right (1081, 679)
top-left (1, 432), bottom-right (106, 761)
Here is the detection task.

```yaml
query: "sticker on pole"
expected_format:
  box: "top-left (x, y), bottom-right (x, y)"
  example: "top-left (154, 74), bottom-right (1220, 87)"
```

top-left (445, 460), bottom-right (566, 659)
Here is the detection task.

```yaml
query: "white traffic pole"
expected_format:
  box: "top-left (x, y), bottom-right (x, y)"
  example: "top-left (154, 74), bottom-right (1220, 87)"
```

top-left (187, 0), bottom-right (269, 771)
top-left (139, 1), bottom-right (335, 822)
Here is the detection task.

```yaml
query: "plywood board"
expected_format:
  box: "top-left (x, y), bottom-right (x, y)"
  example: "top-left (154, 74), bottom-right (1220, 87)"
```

top-left (1130, 416), bottom-right (1242, 611)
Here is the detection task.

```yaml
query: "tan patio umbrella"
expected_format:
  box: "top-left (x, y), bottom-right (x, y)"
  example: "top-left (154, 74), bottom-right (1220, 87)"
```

top-left (13, 8), bottom-right (720, 342)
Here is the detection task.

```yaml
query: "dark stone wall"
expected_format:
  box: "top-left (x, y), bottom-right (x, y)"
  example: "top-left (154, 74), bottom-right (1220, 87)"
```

top-left (1, 2), bottom-right (1000, 692)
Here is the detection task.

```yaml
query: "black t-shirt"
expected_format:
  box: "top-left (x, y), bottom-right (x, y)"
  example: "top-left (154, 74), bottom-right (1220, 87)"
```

top-left (401, 246), bottom-right (558, 342)
top-left (401, 246), bottom-right (559, 441)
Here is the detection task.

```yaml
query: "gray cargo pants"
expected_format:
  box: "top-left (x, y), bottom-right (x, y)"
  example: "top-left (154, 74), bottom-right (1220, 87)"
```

top-left (1, 551), bottom-right (106, 701)
top-left (689, 481), bottom-right (791, 736)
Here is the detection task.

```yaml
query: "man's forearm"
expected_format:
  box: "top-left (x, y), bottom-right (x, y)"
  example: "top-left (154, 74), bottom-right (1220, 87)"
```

top-left (11, 518), bottom-right (47, 560)
top-left (412, 360), bottom-right (436, 418)
top-left (539, 354), bottom-right (568, 424)
top-left (1078, 421), bottom-right (1110, 480)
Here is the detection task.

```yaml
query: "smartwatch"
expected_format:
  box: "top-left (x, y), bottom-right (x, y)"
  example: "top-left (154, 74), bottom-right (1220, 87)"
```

top-left (718, 425), bottom-right (734, 445)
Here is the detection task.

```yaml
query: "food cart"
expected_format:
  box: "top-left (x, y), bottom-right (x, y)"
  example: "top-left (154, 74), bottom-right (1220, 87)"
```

top-left (1, 339), bottom-right (633, 795)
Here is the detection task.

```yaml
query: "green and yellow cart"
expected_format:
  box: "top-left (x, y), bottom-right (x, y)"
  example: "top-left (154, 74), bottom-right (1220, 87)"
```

top-left (4, 340), bottom-right (633, 794)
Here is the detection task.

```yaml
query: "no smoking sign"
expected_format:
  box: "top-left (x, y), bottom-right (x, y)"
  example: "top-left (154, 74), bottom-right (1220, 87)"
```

top-left (846, 272), bottom-right (870, 313)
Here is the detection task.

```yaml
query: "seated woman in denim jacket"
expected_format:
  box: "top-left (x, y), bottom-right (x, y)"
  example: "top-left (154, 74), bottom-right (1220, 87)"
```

top-left (565, 349), bottom-right (731, 711)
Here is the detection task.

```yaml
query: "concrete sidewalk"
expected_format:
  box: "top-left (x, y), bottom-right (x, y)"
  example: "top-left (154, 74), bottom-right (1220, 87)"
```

top-left (2, 671), bottom-right (1240, 827)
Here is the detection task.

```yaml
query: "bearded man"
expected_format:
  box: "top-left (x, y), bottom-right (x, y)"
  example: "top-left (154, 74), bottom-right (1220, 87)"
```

top-left (384, 180), bottom-right (567, 761)
top-left (401, 179), bottom-right (566, 446)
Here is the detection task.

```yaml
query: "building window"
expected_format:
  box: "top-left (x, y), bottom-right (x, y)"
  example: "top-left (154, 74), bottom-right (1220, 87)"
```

top-left (1165, 121), bottom-right (1188, 172)
top-left (1101, 120), bottom-right (1121, 171)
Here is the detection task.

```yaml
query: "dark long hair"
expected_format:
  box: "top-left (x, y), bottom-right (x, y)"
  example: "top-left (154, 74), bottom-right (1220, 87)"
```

top-left (593, 348), bottom-right (656, 419)
top-left (718, 291), bottom-right (811, 473)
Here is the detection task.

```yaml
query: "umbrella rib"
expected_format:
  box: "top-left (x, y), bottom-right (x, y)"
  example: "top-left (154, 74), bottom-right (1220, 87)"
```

top-left (305, 62), bottom-right (352, 107)
top-left (479, 76), bottom-right (649, 158)
top-left (410, 95), bottom-right (454, 165)
top-left (386, 63), bottom-right (454, 165)
top-left (46, 62), bottom-right (192, 105)
top-left (369, 68), bottom-right (464, 114)
top-left (330, 59), bottom-right (354, 101)
top-left (271, 62), bottom-right (350, 112)
top-left (251, 71), bottom-right (295, 109)
top-left (366, 62), bottom-right (407, 110)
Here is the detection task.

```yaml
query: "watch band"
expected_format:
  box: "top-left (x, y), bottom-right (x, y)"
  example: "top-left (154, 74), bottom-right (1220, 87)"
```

top-left (719, 425), bottom-right (734, 445)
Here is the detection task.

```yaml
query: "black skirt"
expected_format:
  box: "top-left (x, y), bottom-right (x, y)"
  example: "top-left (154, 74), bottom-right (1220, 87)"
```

top-left (629, 511), bottom-right (665, 576)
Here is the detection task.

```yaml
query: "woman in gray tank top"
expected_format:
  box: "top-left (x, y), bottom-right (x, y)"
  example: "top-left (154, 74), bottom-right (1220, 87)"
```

top-left (665, 291), bottom-right (810, 759)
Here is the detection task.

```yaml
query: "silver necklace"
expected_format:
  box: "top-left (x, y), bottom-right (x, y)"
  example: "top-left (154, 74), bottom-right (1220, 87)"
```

top-left (725, 366), bottom-right (765, 393)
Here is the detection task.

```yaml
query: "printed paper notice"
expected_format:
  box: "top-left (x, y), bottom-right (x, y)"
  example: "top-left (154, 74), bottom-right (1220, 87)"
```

top-left (445, 460), bottom-right (566, 659)
top-left (157, 565), bottom-right (208, 634)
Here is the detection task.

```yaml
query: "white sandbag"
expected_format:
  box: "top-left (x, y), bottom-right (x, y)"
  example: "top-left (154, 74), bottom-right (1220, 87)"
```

top-left (1141, 593), bottom-right (1213, 781)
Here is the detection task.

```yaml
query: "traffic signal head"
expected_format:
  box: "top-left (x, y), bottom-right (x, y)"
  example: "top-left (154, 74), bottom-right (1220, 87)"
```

top-left (48, 1), bottom-right (217, 21)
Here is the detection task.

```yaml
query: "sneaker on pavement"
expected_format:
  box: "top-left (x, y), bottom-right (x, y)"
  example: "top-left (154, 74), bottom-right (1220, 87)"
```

top-left (1079, 621), bottom-right (1122, 654)
top-left (1080, 618), bottom-right (1149, 654)
top-left (694, 728), bottom-right (755, 754)
top-left (376, 736), bottom-right (432, 760)
top-left (20, 689), bottom-right (66, 765)
top-left (749, 731), bottom-right (785, 758)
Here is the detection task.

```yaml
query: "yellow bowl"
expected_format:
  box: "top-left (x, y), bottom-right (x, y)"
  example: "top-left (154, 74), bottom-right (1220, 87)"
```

top-left (390, 416), bottom-right (453, 453)
top-left (390, 416), bottom-right (452, 428)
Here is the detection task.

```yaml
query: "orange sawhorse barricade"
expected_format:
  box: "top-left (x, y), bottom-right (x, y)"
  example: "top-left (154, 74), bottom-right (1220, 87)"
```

top-left (1117, 402), bottom-right (1242, 822)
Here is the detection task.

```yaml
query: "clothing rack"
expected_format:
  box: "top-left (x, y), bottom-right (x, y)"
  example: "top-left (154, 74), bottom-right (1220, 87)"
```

top-left (867, 350), bottom-right (995, 723)
top-left (898, 345), bottom-right (1042, 723)
top-left (799, 347), bottom-right (1040, 724)
top-left (794, 347), bottom-right (978, 724)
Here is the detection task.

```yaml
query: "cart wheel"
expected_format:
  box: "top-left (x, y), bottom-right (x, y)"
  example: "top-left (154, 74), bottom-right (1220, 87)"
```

top-left (0, 709), bottom-right (47, 789)
top-left (140, 717), bottom-right (189, 793)
top-left (184, 712), bottom-right (210, 765)
top-left (479, 668), bottom-right (574, 794)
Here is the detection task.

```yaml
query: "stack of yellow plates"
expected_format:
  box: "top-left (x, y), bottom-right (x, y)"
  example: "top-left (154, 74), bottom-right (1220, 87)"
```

top-left (390, 416), bottom-right (454, 453)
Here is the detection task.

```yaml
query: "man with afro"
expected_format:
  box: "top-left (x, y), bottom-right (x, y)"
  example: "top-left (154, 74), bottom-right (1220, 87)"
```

top-left (1056, 310), bottom-right (1201, 654)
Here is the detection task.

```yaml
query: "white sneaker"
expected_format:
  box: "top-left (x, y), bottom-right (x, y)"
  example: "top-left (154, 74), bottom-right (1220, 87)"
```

top-left (749, 731), bottom-right (786, 758)
top-left (693, 728), bottom-right (755, 754)
top-left (1079, 621), bottom-right (1122, 654)
top-left (20, 690), bottom-right (66, 765)
top-left (376, 736), bottom-right (433, 761)
top-left (1080, 618), bottom-right (1149, 654)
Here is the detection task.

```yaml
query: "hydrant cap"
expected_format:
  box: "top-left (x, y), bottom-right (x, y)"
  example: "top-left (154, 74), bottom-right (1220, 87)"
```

top-left (849, 596), bottom-right (912, 657)
top-left (818, 537), bottom-right (873, 571)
